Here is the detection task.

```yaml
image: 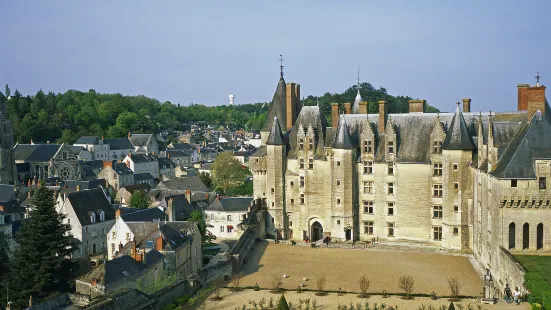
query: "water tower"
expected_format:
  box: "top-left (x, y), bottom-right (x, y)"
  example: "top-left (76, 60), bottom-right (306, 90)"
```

top-left (229, 94), bottom-right (235, 105)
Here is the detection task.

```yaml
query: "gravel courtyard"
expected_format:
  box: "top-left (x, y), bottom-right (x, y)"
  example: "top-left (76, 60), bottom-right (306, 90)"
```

top-left (238, 241), bottom-right (484, 296)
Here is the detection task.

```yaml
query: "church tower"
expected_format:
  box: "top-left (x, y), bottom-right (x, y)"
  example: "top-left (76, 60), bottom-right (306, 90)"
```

top-left (0, 96), bottom-right (15, 185)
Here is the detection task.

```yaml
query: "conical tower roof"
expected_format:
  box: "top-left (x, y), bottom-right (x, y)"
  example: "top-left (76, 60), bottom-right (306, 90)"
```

top-left (266, 116), bottom-right (284, 145)
top-left (332, 115), bottom-right (354, 149)
top-left (262, 76), bottom-right (287, 132)
top-left (352, 88), bottom-right (362, 114)
top-left (442, 104), bottom-right (476, 150)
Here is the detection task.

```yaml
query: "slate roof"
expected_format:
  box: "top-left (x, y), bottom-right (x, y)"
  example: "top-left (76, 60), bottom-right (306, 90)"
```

top-left (0, 200), bottom-right (24, 215)
top-left (166, 194), bottom-right (201, 221)
top-left (14, 144), bottom-right (61, 162)
top-left (74, 136), bottom-right (100, 145)
top-left (171, 143), bottom-right (193, 150)
top-left (156, 177), bottom-right (210, 192)
top-left (442, 105), bottom-right (476, 151)
top-left (266, 116), bottom-right (284, 145)
top-left (68, 145), bottom-right (86, 155)
top-left (492, 111), bottom-right (551, 179)
top-left (332, 115), bottom-right (354, 149)
top-left (120, 183), bottom-right (152, 194)
top-left (207, 197), bottom-right (252, 212)
top-left (129, 154), bottom-right (157, 163)
top-left (158, 157), bottom-right (175, 168)
top-left (262, 76), bottom-right (287, 132)
top-left (64, 179), bottom-right (106, 191)
top-left (129, 134), bottom-right (153, 147)
top-left (124, 221), bottom-right (196, 252)
top-left (104, 138), bottom-right (134, 151)
top-left (288, 106), bottom-right (328, 159)
top-left (112, 163), bottom-right (134, 175)
top-left (121, 207), bottom-right (167, 222)
top-left (134, 173), bottom-right (154, 182)
top-left (16, 162), bottom-right (30, 173)
top-left (0, 185), bottom-right (15, 202)
top-left (66, 188), bottom-right (115, 226)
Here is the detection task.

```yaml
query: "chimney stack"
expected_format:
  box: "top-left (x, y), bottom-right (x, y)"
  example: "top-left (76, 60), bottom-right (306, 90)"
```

top-left (103, 161), bottom-right (113, 169)
top-left (76, 185), bottom-right (80, 192)
top-left (185, 189), bottom-right (191, 203)
top-left (408, 100), bottom-right (426, 113)
top-left (216, 193), bottom-right (220, 201)
top-left (359, 102), bottom-right (368, 115)
top-left (331, 103), bottom-right (339, 129)
top-left (378, 100), bottom-right (388, 134)
top-left (343, 102), bottom-right (351, 114)
top-left (167, 197), bottom-right (174, 221)
top-left (155, 235), bottom-right (163, 251)
top-left (462, 98), bottom-right (471, 113)
top-left (518, 83), bottom-right (546, 120)
top-left (115, 209), bottom-right (121, 220)
top-left (128, 132), bottom-right (132, 138)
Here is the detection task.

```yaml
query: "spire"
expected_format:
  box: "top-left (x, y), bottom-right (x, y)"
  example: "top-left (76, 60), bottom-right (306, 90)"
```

top-left (442, 104), bottom-right (476, 151)
top-left (352, 66), bottom-right (363, 114)
top-left (279, 54), bottom-right (284, 79)
top-left (332, 115), bottom-right (354, 149)
top-left (266, 116), bottom-right (284, 145)
top-left (536, 70), bottom-right (541, 87)
top-left (261, 60), bottom-right (287, 132)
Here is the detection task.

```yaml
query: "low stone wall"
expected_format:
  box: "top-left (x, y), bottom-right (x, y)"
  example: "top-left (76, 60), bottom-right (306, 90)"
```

top-left (68, 293), bottom-right (91, 307)
top-left (84, 289), bottom-right (158, 310)
top-left (151, 279), bottom-right (197, 307)
top-left (28, 294), bottom-right (71, 310)
top-left (493, 247), bottom-right (526, 292)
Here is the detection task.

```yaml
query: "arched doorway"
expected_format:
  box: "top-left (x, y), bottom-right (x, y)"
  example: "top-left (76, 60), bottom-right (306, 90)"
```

top-left (523, 223), bottom-right (530, 250)
top-left (311, 222), bottom-right (323, 242)
top-left (508, 222), bottom-right (516, 249)
top-left (537, 223), bottom-right (544, 250)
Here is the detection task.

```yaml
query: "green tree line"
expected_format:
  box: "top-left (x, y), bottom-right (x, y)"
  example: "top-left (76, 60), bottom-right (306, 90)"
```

top-left (0, 82), bottom-right (436, 145)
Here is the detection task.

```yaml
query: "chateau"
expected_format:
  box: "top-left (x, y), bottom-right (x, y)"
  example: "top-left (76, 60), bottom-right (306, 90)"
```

top-left (250, 70), bottom-right (551, 272)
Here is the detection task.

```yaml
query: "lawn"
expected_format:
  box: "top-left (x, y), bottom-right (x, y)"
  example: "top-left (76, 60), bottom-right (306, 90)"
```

top-left (514, 255), bottom-right (551, 308)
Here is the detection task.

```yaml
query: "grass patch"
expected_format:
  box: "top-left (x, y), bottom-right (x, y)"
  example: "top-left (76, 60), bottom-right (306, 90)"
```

top-left (514, 255), bottom-right (551, 309)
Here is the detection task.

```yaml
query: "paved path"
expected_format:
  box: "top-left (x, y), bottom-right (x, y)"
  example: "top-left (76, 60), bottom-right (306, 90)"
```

top-left (205, 240), bottom-right (230, 269)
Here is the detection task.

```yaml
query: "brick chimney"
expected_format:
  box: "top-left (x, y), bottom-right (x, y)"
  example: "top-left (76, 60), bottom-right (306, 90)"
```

top-left (103, 161), bottom-right (113, 169)
top-left (28, 190), bottom-right (31, 199)
top-left (167, 153), bottom-right (171, 159)
top-left (378, 100), bottom-right (388, 134)
top-left (462, 98), bottom-right (471, 113)
top-left (408, 100), bottom-right (426, 113)
top-left (331, 103), bottom-right (339, 129)
top-left (155, 235), bottom-right (163, 251)
top-left (359, 102), bottom-right (368, 115)
top-left (518, 83), bottom-right (546, 120)
top-left (128, 131), bottom-right (132, 138)
top-left (343, 102), bottom-right (351, 114)
top-left (167, 197), bottom-right (174, 221)
top-left (115, 209), bottom-right (121, 219)
top-left (185, 189), bottom-right (191, 203)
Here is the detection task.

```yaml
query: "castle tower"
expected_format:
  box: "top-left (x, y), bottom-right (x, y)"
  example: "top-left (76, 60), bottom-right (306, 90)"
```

top-left (441, 103), bottom-right (476, 251)
top-left (266, 116), bottom-right (287, 239)
top-left (0, 95), bottom-right (15, 185)
top-left (352, 67), bottom-right (363, 114)
top-left (331, 115), bottom-right (356, 241)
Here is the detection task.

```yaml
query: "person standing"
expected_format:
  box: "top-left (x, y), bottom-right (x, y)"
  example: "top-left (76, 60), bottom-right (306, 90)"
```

top-left (513, 287), bottom-right (521, 305)
top-left (504, 284), bottom-right (513, 303)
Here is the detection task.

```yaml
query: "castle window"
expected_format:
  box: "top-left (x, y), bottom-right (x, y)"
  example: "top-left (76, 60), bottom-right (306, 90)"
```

top-left (433, 205), bottom-right (443, 219)
top-left (363, 201), bottom-right (374, 214)
top-left (511, 180), bottom-right (517, 187)
top-left (433, 141), bottom-right (442, 154)
top-left (300, 176), bottom-right (305, 188)
top-left (299, 159), bottom-right (304, 169)
top-left (363, 221), bottom-right (374, 235)
top-left (308, 139), bottom-right (313, 150)
top-left (336, 198), bottom-right (341, 205)
top-left (272, 202), bottom-right (274, 207)
top-left (289, 221), bottom-right (293, 227)
top-left (291, 198), bottom-right (294, 204)
top-left (433, 226), bottom-right (442, 241)
top-left (227, 215), bottom-right (232, 221)
top-left (453, 163), bottom-right (458, 170)
top-left (337, 179), bottom-right (341, 186)
top-left (271, 188), bottom-right (275, 194)
top-left (453, 227), bottom-right (459, 235)
top-left (290, 181), bottom-right (294, 187)
top-left (363, 161), bottom-right (373, 174)
top-left (337, 220), bottom-right (341, 225)
top-left (387, 163), bottom-right (394, 175)
top-left (299, 139), bottom-right (304, 151)
top-left (539, 177), bottom-right (546, 189)
top-left (387, 183), bottom-right (394, 195)
top-left (300, 194), bottom-right (305, 204)
top-left (387, 222), bottom-right (395, 237)
top-left (454, 182), bottom-right (459, 190)
top-left (454, 205), bottom-right (459, 212)
top-left (363, 181), bottom-right (373, 194)
top-left (308, 158), bottom-right (314, 170)
top-left (433, 163), bottom-right (442, 176)
top-left (337, 161), bottom-right (341, 167)
top-left (433, 184), bottom-right (443, 197)
top-left (388, 141), bottom-right (394, 154)
top-left (387, 202), bottom-right (394, 216)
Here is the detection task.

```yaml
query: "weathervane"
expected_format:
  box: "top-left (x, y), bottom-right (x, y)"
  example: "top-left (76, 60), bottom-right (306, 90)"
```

top-left (357, 66), bottom-right (361, 90)
top-left (279, 54), bottom-right (284, 78)
top-left (536, 71), bottom-right (541, 86)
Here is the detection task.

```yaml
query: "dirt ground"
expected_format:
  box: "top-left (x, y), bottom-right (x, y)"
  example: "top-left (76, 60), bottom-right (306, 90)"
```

top-left (203, 289), bottom-right (530, 310)
top-left (238, 241), bottom-right (483, 296)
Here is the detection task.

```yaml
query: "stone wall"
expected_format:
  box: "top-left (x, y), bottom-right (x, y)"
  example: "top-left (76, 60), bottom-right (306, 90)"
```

top-left (28, 294), bottom-right (71, 310)
top-left (494, 247), bottom-right (526, 292)
top-left (151, 279), bottom-right (196, 307)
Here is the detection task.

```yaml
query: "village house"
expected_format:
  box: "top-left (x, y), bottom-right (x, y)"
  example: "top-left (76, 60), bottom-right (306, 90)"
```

top-left (103, 138), bottom-right (135, 161)
top-left (115, 183), bottom-right (152, 205)
top-left (97, 161), bottom-right (135, 192)
top-left (74, 136), bottom-right (111, 161)
top-left (205, 196), bottom-right (252, 239)
top-left (158, 156), bottom-right (176, 180)
top-left (128, 132), bottom-right (159, 155)
top-left (123, 153), bottom-right (159, 179)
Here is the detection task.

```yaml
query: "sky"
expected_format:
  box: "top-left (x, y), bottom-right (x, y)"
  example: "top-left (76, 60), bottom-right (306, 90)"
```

top-left (1, 1), bottom-right (550, 112)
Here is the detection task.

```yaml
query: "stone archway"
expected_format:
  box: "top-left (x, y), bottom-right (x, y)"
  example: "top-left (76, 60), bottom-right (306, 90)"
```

top-left (311, 222), bottom-right (323, 242)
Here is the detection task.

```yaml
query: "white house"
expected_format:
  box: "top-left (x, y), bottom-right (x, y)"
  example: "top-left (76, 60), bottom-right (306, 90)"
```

top-left (205, 196), bottom-right (252, 239)
top-left (122, 153), bottom-right (158, 179)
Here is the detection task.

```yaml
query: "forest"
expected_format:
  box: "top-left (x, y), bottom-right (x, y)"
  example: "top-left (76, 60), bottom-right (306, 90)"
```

top-left (0, 83), bottom-right (438, 145)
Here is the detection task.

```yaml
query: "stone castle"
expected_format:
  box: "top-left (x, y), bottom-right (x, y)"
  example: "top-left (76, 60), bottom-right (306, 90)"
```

top-left (250, 70), bottom-right (550, 285)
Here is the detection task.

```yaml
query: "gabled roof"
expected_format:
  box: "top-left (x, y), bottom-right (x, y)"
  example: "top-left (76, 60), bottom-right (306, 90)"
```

top-left (166, 194), bottom-right (201, 221)
top-left (129, 154), bottom-right (157, 163)
top-left (158, 157), bottom-right (175, 168)
top-left (262, 76), bottom-right (287, 132)
top-left (0, 185), bottom-right (15, 202)
top-left (104, 138), bottom-right (134, 151)
top-left (171, 143), bottom-right (193, 150)
top-left (134, 173), bottom-right (154, 181)
top-left (112, 162), bottom-right (134, 175)
top-left (442, 105), bottom-right (476, 151)
top-left (492, 110), bottom-right (551, 179)
top-left (66, 188), bottom-right (115, 226)
top-left (14, 144), bottom-right (61, 162)
top-left (0, 200), bottom-right (24, 215)
top-left (129, 134), bottom-right (153, 147)
top-left (156, 177), bottom-right (210, 192)
top-left (332, 115), bottom-right (354, 149)
top-left (120, 183), bottom-right (152, 194)
top-left (121, 207), bottom-right (167, 222)
top-left (288, 106), bottom-right (329, 159)
top-left (74, 136), bottom-right (100, 145)
top-left (207, 197), bottom-right (252, 212)
top-left (266, 116), bottom-right (284, 146)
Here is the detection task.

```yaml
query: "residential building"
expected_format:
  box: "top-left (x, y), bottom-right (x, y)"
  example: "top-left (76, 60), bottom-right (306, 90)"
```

top-left (103, 138), bottom-right (135, 161)
top-left (97, 161), bottom-right (135, 192)
top-left (74, 136), bottom-right (111, 160)
top-left (128, 132), bottom-right (159, 155)
top-left (205, 196), bottom-right (252, 239)
top-left (123, 153), bottom-right (158, 178)
top-left (134, 173), bottom-right (155, 187)
top-left (116, 183), bottom-right (152, 205)
top-left (158, 156), bottom-right (176, 180)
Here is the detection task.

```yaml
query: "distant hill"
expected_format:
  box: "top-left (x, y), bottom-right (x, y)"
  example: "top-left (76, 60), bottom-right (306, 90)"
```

top-left (0, 82), bottom-right (436, 144)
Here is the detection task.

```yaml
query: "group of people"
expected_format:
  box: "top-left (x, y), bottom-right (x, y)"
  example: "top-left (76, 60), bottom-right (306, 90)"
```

top-left (504, 284), bottom-right (522, 305)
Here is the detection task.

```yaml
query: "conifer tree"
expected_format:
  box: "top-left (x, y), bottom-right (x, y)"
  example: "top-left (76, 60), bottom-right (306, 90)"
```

top-left (9, 185), bottom-right (78, 307)
top-left (277, 295), bottom-right (290, 310)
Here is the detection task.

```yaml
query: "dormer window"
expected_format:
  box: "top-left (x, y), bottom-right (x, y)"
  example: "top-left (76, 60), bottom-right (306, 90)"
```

top-left (100, 211), bottom-right (105, 222)
top-left (299, 139), bottom-right (304, 151)
top-left (363, 140), bottom-right (372, 153)
top-left (388, 141), bottom-right (394, 154)
top-left (308, 158), bottom-right (314, 170)
top-left (433, 141), bottom-right (442, 154)
top-left (308, 139), bottom-right (314, 150)
top-left (90, 213), bottom-right (96, 224)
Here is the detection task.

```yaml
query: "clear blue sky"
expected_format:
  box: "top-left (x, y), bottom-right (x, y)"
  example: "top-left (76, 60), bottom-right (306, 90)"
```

top-left (1, 1), bottom-right (550, 112)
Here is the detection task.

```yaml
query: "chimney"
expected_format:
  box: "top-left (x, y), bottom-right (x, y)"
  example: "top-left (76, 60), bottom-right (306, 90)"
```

top-left (185, 189), bottom-right (191, 203)
top-left (76, 185), bottom-right (80, 192)
top-left (91, 279), bottom-right (97, 286)
top-left (103, 161), bottom-right (113, 169)
top-left (128, 131), bottom-right (132, 138)
top-left (167, 198), bottom-right (174, 221)
top-left (331, 103), bottom-right (339, 129)
top-left (462, 98), bottom-right (471, 113)
top-left (155, 235), bottom-right (163, 251)
top-left (101, 136), bottom-right (104, 141)
top-left (152, 151), bottom-right (156, 156)
top-left (167, 153), bottom-right (171, 159)
top-left (343, 102), bottom-right (351, 114)
top-left (205, 193), bottom-right (209, 201)
top-left (216, 193), bottom-right (220, 201)
top-left (285, 83), bottom-right (297, 131)
top-left (518, 83), bottom-right (546, 120)
top-left (28, 190), bottom-right (31, 199)
top-left (0, 205), bottom-right (3, 212)
top-left (359, 102), bottom-right (368, 115)
top-left (378, 100), bottom-right (388, 134)
top-left (408, 100), bottom-right (426, 113)
top-left (141, 251), bottom-right (146, 264)
top-left (115, 209), bottom-right (121, 219)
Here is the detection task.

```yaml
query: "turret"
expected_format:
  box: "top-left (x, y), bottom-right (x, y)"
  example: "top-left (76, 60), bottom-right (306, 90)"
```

top-left (266, 116), bottom-right (287, 239)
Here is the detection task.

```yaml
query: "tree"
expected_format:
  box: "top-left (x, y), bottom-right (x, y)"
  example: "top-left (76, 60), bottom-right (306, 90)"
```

top-left (212, 151), bottom-right (247, 194)
top-left (230, 272), bottom-right (242, 291)
top-left (0, 231), bottom-right (10, 305)
top-left (128, 190), bottom-right (150, 209)
top-left (9, 185), bottom-right (78, 307)
top-left (277, 295), bottom-right (290, 310)
top-left (4, 84), bottom-right (10, 98)
top-left (199, 171), bottom-right (213, 189)
top-left (188, 210), bottom-right (216, 243)
top-left (399, 275), bottom-right (415, 300)
top-left (358, 275), bottom-right (371, 298)
top-left (447, 277), bottom-right (461, 301)
top-left (271, 274), bottom-right (283, 292)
